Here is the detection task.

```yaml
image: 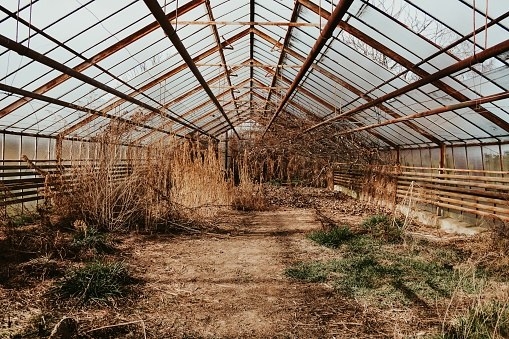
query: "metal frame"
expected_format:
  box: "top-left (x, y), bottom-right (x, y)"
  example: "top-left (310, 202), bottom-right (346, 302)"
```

top-left (0, 0), bottom-right (507, 149)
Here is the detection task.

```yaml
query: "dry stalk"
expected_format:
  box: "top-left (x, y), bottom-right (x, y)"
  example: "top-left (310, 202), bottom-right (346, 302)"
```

top-left (46, 121), bottom-right (233, 231)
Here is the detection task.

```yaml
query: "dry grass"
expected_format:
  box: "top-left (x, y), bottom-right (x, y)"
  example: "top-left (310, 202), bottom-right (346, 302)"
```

top-left (46, 125), bottom-right (233, 232)
top-left (231, 150), bottom-right (269, 211)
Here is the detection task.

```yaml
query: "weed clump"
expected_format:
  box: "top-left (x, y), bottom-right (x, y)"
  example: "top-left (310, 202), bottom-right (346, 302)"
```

top-left (362, 214), bottom-right (405, 243)
top-left (71, 225), bottom-right (115, 256)
top-left (334, 253), bottom-right (399, 295)
top-left (308, 226), bottom-right (354, 248)
top-left (442, 301), bottom-right (509, 339)
top-left (54, 261), bottom-right (134, 304)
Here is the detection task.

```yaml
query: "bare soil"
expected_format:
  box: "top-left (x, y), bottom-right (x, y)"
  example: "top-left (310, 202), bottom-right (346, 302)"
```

top-left (127, 209), bottom-right (359, 338)
top-left (2, 189), bottom-right (507, 338)
top-left (1, 207), bottom-right (386, 338)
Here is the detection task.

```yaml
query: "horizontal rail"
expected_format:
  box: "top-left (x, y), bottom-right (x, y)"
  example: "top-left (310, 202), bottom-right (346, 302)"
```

top-left (0, 159), bottom-right (151, 207)
top-left (333, 164), bottom-right (509, 221)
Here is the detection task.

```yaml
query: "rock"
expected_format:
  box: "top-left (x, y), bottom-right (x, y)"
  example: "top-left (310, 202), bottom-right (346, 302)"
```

top-left (49, 317), bottom-right (78, 339)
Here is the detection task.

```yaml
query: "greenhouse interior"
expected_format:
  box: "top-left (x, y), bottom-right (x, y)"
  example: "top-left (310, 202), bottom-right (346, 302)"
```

top-left (1, 0), bottom-right (509, 338)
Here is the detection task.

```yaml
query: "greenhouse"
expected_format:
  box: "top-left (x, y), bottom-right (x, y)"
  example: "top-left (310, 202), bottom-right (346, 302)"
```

top-left (1, 0), bottom-right (509, 338)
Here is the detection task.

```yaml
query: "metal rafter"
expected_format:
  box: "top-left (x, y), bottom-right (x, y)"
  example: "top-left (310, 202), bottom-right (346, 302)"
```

top-left (60, 29), bottom-right (250, 137)
top-left (166, 20), bottom-right (319, 27)
top-left (249, 0), bottom-right (255, 118)
top-left (298, 0), bottom-right (509, 134)
top-left (0, 0), bottom-right (204, 118)
top-left (0, 34), bottom-right (212, 139)
top-left (263, 1), bottom-right (301, 114)
top-left (204, 0), bottom-right (241, 116)
top-left (263, 0), bottom-right (355, 135)
top-left (0, 83), bottom-right (187, 139)
top-left (305, 38), bottom-right (509, 133)
top-left (143, 0), bottom-right (240, 139)
top-left (336, 90), bottom-right (509, 137)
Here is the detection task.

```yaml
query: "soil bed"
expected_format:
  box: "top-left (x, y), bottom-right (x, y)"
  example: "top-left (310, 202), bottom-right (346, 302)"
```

top-left (1, 188), bottom-right (508, 338)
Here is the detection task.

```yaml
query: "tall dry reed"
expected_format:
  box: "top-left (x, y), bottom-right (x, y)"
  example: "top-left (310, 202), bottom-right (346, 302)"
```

top-left (231, 149), bottom-right (268, 211)
top-left (48, 125), bottom-right (232, 231)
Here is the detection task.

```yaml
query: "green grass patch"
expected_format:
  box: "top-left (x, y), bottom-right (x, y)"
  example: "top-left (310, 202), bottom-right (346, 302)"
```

top-left (337, 250), bottom-right (475, 303)
top-left (442, 301), bottom-right (509, 339)
top-left (287, 230), bottom-right (482, 305)
top-left (362, 214), bottom-right (405, 243)
top-left (8, 212), bottom-right (38, 227)
top-left (54, 261), bottom-right (133, 304)
top-left (308, 226), bottom-right (354, 248)
top-left (71, 227), bottom-right (115, 254)
top-left (346, 234), bottom-right (381, 254)
top-left (285, 262), bottom-right (329, 282)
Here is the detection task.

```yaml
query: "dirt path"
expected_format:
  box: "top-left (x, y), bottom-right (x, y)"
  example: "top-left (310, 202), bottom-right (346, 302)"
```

top-left (128, 209), bottom-right (366, 338)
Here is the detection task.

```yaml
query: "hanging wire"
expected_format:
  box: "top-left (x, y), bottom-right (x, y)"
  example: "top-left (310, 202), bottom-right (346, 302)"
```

top-left (164, 79), bottom-right (167, 106)
top-left (333, 81), bottom-right (337, 115)
top-left (16, 0), bottom-right (21, 42)
top-left (27, 0), bottom-right (33, 49)
top-left (175, 0), bottom-right (179, 31)
top-left (472, 0), bottom-right (476, 56)
top-left (484, 0), bottom-right (488, 50)
top-left (319, 0), bottom-right (322, 30)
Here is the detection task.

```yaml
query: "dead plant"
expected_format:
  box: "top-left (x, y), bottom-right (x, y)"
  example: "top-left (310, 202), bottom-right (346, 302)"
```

top-left (231, 150), bottom-right (269, 211)
top-left (47, 123), bottom-right (233, 232)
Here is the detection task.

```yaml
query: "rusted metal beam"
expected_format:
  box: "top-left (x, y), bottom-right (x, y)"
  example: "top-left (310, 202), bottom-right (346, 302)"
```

top-left (177, 92), bottom-right (253, 135)
top-left (178, 78), bottom-right (251, 121)
top-left (0, 82), bottom-right (186, 138)
top-left (205, 0), bottom-right (240, 116)
top-left (254, 60), bottom-right (440, 144)
top-left (336, 90), bottom-right (509, 137)
top-left (194, 63), bottom-right (302, 68)
top-left (263, 1), bottom-right (301, 114)
top-left (168, 20), bottom-right (319, 27)
top-left (0, 0), bottom-right (204, 118)
top-left (263, 0), bottom-right (354, 135)
top-left (298, 0), bottom-right (509, 134)
top-left (305, 38), bottom-right (509, 133)
top-left (60, 29), bottom-right (250, 137)
top-left (0, 34), bottom-right (213, 140)
top-left (143, 0), bottom-right (240, 139)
